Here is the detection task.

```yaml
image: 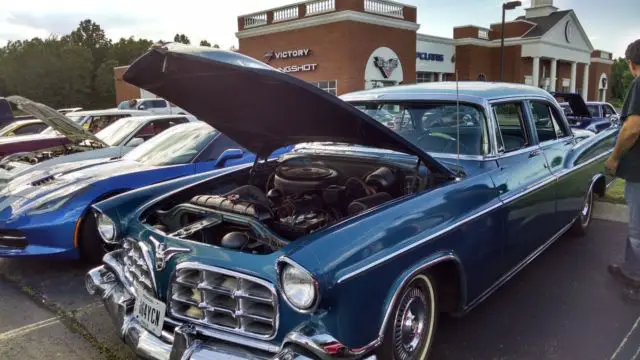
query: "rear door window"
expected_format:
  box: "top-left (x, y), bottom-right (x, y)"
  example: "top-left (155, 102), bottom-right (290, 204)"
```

top-left (528, 101), bottom-right (569, 143)
top-left (492, 102), bottom-right (529, 153)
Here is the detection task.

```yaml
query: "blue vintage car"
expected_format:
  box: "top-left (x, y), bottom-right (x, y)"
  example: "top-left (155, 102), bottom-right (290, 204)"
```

top-left (555, 92), bottom-right (619, 133)
top-left (86, 44), bottom-right (617, 360)
top-left (0, 121), bottom-right (291, 262)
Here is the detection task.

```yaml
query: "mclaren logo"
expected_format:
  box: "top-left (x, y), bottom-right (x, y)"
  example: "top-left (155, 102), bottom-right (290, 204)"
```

top-left (149, 236), bottom-right (191, 271)
top-left (373, 56), bottom-right (399, 78)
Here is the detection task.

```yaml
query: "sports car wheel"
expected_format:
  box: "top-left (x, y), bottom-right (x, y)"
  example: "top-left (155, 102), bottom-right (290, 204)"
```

top-left (79, 212), bottom-right (106, 264)
top-left (379, 274), bottom-right (438, 360)
top-left (570, 185), bottom-right (594, 236)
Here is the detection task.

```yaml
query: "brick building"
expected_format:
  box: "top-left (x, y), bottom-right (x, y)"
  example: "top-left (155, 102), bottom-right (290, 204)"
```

top-left (114, 0), bottom-right (614, 103)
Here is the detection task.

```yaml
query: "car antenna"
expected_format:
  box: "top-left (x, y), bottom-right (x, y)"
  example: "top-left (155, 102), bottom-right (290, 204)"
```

top-left (455, 69), bottom-right (461, 175)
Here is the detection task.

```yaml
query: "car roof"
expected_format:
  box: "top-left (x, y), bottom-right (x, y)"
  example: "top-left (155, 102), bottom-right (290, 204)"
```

top-left (341, 81), bottom-right (557, 104)
top-left (115, 114), bottom-right (197, 123)
top-left (66, 109), bottom-right (150, 116)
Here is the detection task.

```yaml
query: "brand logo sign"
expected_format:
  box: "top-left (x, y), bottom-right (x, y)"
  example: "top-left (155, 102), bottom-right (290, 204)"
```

top-left (277, 64), bottom-right (318, 73)
top-left (264, 48), bottom-right (311, 63)
top-left (373, 56), bottom-right (400, 78)
top-left (416, 52), bottom-right (444, 62)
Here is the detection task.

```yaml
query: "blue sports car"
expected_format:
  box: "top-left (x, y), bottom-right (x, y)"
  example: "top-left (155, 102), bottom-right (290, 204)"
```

top-left (0, 121), bottom-right (291, 261)
top-left (554, 92), bottom-right (619, 133)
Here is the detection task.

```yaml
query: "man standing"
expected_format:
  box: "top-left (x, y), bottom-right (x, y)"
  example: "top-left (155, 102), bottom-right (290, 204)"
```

top-left (606, 39), bottom-right (640, 301)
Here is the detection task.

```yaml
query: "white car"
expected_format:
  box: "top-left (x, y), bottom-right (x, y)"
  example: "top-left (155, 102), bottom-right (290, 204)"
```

top-left (117, 98), bottom-right (190, 115)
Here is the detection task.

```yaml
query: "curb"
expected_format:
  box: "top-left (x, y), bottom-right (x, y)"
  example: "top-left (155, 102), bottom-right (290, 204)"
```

top-left (594, 201), bottom-right (628, 223)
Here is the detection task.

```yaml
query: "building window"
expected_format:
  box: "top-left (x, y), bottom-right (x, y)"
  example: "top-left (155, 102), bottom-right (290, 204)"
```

top-left (312, 80), bottom-right (337, 95)
top-left (417, 72), bottom-right (430, 83)
top-left (478, 30), bottom-right (489, 40)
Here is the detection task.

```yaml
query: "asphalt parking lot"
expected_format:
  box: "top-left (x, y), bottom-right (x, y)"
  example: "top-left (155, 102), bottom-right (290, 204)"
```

top-left (0, 218), bottom-right (639, 360)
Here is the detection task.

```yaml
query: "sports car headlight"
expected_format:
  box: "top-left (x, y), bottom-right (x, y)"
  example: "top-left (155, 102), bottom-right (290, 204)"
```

top-left (23, 182), bottom-right (88, 215)
top-left (26, 194), bottom-right (74, 215)
top-left (96, 212), bottom-right (116, 243)
top-left (280, 263), bottom-right (318, 311)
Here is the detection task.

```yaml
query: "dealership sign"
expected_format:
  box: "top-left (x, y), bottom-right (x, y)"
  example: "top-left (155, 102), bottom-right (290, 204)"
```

top-left (373, 56), bottom-right (400, 78)
top-left (364, 47), bottom-right (403, 87)
top-left (264, 48), bottom-right (311, 63)
top-left (416, 52), bottom-right (444, 62)
top-left (277, 64), bottom-right (318, 73)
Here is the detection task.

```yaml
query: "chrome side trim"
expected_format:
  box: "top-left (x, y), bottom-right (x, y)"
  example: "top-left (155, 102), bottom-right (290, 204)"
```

top-left (0, 235), bottom-right (25, 240)
top-left (275, 256), bottom-right (322, 314)
top-left (555, 149), bottom-right (612, 180)
top-left (375, 254), bottom-right (464, 341)
top-left (463, 220), bottom-right (574, 312)
top-left (170, 262), bottom-right (280, 341)
top-left (500, 175), bottom-right (556, 205)
top-left (336, 200), bottom-right (503, 284)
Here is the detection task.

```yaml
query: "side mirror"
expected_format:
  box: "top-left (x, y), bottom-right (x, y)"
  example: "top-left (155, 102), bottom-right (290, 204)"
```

top-left (214, 148), bottom-right (243, 167)
top-left (126, 137), bottom-right (144, 147)
top-left (610, 115), bottom-right (621, 127)
top-left (137, 104), bottom-right (146, 110)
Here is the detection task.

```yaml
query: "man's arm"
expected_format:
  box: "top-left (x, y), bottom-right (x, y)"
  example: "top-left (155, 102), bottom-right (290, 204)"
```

top-left (612, 114), bottom-right (640, 160)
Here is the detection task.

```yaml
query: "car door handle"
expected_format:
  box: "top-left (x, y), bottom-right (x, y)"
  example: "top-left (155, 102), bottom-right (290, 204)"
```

top-left (529, 149), bottom-right (542, 158)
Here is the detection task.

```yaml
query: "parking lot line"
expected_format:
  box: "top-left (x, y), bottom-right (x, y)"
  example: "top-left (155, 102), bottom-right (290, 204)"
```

top-left (611, 314), bottom-right (640, 360)
top-left (0, 317), bottom-right (60, 342)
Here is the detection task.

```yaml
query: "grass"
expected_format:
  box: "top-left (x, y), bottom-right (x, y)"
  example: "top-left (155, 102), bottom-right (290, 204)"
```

top-left (603, 178), bottom-right (626, 204)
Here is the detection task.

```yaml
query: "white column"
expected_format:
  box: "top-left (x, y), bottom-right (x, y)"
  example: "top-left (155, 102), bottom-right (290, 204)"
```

top-left (438, 73), bottom-right (444, 82)
top-left (532, 57), bottom-right (540, 87)
top-left (570, 62), bottom-right (577, 93)
top-left (550, 58), bottom-right (557, 92)
top-left (582, 63), bottom-right (590, 100)
top-left (429, 73), bottom-right (435, 82)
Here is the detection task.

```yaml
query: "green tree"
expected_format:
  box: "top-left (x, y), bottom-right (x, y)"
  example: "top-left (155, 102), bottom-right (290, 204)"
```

top-left (611, 57), bottom-right (633, 102)
top-left (173, 33), bottom-right (191, 45)
top-left (199, 40), bottom-right (211, 47)
top-left (213, 44), bottom-right (220, 49)
top-left (109, 37), bottom-right (153, 65)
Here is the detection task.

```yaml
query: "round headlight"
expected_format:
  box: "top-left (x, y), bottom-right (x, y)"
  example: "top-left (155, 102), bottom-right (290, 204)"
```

top-left (96, 213), bottom-right (116, 243)
top-left (281, 265), bottom-right (317, 311)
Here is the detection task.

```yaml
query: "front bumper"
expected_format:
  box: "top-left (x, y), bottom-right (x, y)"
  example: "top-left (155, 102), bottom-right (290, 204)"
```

top-left (86, 252), bottom-right (378, 360)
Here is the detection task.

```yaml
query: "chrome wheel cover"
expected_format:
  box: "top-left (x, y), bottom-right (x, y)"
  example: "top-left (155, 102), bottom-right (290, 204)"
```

top-left (393, 280), bottom-right (432, 360)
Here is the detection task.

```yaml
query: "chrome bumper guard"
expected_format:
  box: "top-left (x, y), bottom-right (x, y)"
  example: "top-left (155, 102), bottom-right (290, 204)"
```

top-left (86, 252), bottom-right (377, 360)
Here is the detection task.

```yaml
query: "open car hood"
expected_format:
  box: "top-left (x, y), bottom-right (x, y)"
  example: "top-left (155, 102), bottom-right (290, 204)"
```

top-left (5, 96), bottom-right (107, 147)
top-left (122, 43), bottom-right (453, 177)
top-left (551, 92), bottom-right (591, 118)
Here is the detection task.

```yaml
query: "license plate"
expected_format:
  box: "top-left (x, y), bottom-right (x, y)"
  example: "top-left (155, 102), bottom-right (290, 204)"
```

top-left (133, 291), bottom-right (166, 337)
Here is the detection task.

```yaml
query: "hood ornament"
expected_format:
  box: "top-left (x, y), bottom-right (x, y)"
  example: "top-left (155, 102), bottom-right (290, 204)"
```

top-left (149, 236), bottom-right (191, 271)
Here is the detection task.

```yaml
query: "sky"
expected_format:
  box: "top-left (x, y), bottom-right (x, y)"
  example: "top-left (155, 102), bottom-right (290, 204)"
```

top-left (0, 0), bottom-right (637, 58)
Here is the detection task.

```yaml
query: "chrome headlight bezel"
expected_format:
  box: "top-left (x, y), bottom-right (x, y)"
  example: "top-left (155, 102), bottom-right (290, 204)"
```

top-left (94, 210), bottom-right (118, 244)
top-left (276, 257), bottom-right (320, 313)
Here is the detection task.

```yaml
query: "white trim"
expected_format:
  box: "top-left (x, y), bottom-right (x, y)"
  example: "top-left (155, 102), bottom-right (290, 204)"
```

top-left (489, 18), bottom-right (538, 27)
top-left (236, 10), bottom-right (419, 38)
top-left (454, 36), bottom-right (592, 56)
top-left (590, 58), bottom-right (614, 65)
top-left (541, 11), bottom-right (594, 51)
top-left (416, 33), bottom-right (454, 45)
top-left (453, 24), bottom-right (491, 31)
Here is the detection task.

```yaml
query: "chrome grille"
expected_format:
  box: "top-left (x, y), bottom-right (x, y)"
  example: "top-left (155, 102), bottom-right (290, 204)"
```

top-left (169, 264), bottom-right (278, 340)
top-left (122, 239), bottom-right (155, 294)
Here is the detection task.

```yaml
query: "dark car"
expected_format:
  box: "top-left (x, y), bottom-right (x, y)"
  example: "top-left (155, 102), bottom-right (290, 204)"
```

top-left (86, 44), bottom-right (616, 360)
top-left (554, 93), bottom-right (618, 133)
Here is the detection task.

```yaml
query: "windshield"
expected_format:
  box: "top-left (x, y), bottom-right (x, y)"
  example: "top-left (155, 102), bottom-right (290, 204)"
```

top-left (587, 105), bottom-right (599, 117)
top-left (355, 103), bottom-right (489, 156)
top-left (40, 115), bottom-right (85, 135)
top-left (96, 117), bottom-right (142, 146)
top-left (561, 104), bottom-right (572, 115)
top-left (123, 123), bottom-right (216, 166)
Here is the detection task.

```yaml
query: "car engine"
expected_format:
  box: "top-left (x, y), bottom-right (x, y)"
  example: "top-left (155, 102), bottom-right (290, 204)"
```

top-left (148, 159), bottom-right (422, 254)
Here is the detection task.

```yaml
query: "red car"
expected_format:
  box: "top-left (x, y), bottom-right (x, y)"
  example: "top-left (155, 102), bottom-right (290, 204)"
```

top-left (0, 96), bottom-right (150, 158)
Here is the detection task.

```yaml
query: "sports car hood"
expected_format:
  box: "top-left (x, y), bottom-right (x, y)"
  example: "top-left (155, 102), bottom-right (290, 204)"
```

top-left (0, 158), bottom-right (148, 200)
top-left (5, 96), bottom-right (107, 147)
top-left (123, 43), bottom-right (453, 177)
top-left (551, 92), bottom-right (591, 118)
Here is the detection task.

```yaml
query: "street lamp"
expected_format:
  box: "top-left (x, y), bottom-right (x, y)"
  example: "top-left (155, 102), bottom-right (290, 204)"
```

top-left (500, 1), bottom-right (522, 82)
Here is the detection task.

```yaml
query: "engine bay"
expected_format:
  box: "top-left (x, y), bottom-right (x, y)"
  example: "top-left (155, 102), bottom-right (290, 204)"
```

top-left (0, 144), bottom-right (94, 170)
top-left (146, 157), bottom-right (427, 254)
